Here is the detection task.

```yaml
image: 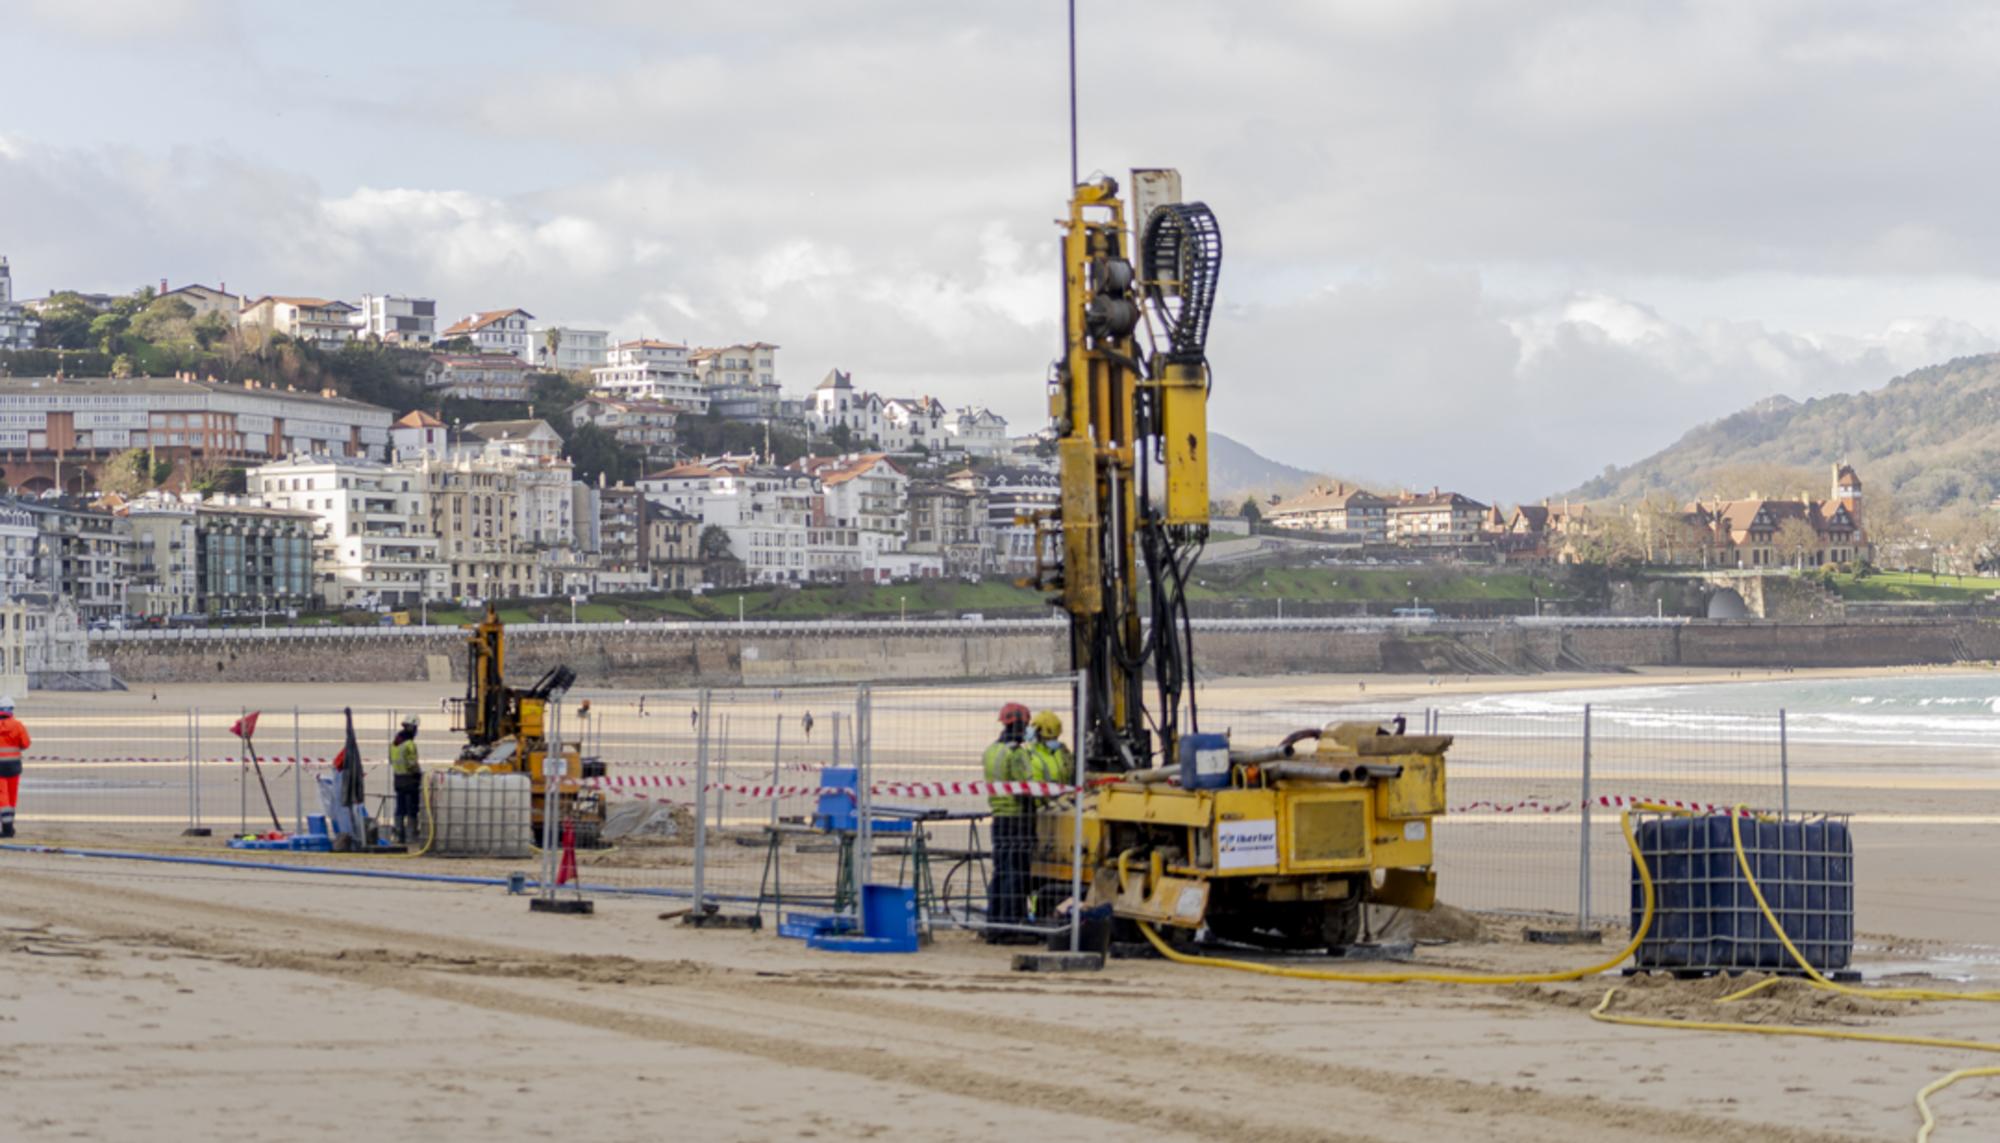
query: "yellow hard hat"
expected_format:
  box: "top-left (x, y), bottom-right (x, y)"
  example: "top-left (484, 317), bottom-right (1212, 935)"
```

top-left (1031, 710), bottom-right (1063, 739)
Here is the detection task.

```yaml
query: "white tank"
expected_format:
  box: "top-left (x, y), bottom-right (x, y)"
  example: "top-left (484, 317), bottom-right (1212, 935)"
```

top-left (427, 771), bottom-right (532, 858)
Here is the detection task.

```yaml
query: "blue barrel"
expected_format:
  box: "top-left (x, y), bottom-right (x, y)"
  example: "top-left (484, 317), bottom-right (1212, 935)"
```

top-left (1632, 814), bottom-right (1853, 972)
top-left (1179, 733), bottom-right (1232, 790)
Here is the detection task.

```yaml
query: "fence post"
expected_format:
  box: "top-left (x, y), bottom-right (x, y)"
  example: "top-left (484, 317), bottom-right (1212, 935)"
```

top-left (238, 706), bottom-right (248, 837)
top-left (854, 683), bottom-right (872, 899)
top-left (713, 713), bottom-right (729, 835)
top-left (185, 707), bottom-right (196, 832)
top-left (1778, 708), bottom-right (1790, 816)
top-left (190, 708), bottom-right (202, 832)
top-left (1069, 669), bottom-right (1088, 954)
top-left (692, 689), bottom-right (710, 911)
top-left (291, 706), bottom-right (307, 831)
top-left (1578, 703), bottom-right (1593, 931)
top-left (769, 714), bottom-right (783, 832)
top-left (537, 699), bottom-right (563, 902)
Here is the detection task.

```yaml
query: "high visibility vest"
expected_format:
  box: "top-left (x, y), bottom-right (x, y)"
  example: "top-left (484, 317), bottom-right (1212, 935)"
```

top-left (1026, 741), bottom-right (1073, 786)
top-left (389, 738), bottom-right (421, 776)
top-left (0, 716), bottom-right (28, 779)
top-left (982, 739), bottom-right (1026, 815)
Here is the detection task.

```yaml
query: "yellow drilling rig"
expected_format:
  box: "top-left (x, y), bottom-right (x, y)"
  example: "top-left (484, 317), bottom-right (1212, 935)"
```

top-left (450, 605), bottom-right (606, 843)
top-left (1034, 170), bottom-right (1450, 949)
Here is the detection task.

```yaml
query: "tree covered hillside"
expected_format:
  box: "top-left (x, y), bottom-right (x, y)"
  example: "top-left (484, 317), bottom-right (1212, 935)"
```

top-left (1572, 353), bottom-right (2000, 513)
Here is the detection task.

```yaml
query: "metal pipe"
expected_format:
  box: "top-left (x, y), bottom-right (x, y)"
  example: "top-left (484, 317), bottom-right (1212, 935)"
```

top-left (1260, 760), bottom-right (1403, 783)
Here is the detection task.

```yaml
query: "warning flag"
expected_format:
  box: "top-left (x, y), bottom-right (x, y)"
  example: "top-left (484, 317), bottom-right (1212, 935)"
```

top-left (230, 711), bottom-right (261, 740)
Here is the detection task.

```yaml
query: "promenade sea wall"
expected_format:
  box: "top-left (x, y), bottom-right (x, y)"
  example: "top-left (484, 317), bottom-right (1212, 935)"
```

top-left (90, 617), bottom-right (2000, 687)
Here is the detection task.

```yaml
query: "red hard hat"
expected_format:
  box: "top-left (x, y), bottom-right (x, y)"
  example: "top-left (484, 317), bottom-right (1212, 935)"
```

top-left (998, 702), bottom-right (1031, 726)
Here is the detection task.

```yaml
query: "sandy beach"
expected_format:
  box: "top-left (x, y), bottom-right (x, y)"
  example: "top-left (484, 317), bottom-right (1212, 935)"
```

top-left (5, 666), bottom-right (1998, 1141)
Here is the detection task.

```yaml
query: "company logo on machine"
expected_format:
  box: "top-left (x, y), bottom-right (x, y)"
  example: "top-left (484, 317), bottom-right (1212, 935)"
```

top-left (1216, 818), bottom-right (1279, 869)
top-left (1403, 820), bottom-right (1427, 842)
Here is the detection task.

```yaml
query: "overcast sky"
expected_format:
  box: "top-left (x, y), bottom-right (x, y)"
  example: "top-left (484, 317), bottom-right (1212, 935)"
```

top-left (7, 0), bottom-right (2000, 498)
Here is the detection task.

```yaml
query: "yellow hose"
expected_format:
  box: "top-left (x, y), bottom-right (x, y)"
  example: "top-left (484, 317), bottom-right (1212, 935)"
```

top-left (1723, 807), bottom-right (2000, 1005)
top-left (1134, 808), bottom-right (1657, 985)
top-left (1917, 1068), bottom-right (2000, 1143)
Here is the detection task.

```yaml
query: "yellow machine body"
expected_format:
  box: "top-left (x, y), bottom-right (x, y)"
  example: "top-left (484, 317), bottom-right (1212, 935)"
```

top-left (449, 606), bottom-right (599, 836)
top-left (1039, 726), bottom-right (1447, 939)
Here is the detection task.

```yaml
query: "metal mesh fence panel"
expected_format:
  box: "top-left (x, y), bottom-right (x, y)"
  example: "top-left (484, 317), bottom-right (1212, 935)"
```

top-left (688, 685), bottom-right (863, 918)
top-left (865, 676), bottom-right (1078, 940)
top-left (1581, 705), bottom-right (1786, 923)
top-left (1427, 708), bottom-right (1589, 917)
top-left (20, 699), bottom-right (210, 845)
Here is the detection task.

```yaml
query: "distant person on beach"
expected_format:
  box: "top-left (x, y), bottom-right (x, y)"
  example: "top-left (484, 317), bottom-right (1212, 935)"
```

top-left (802, 711), bottom-right (815, 741)
top-left (0, 697), bottom-right (29, 839)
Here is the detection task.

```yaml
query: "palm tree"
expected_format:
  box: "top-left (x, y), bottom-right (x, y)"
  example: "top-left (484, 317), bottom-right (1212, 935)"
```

top-left (542, 326), bottom-right (563, 371)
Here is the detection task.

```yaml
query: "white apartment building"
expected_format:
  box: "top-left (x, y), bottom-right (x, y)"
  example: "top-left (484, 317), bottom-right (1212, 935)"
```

top-left (358, 294), bottom-right (437, 345)
top-left (591, 340), bottom-right (708, 413)
top-left (238, 296), bottom-right (360, 346)
top-left (792, 453), bottom-right (910, 580)
top-left (692, 342), bottom-right (782, 421)
top-left (423, 352), bottom-right (534, 402)
top-left (123, 504), bottom-right (199, 617)
top-left (880, 397), bottom-right (947, 451)
top-left (806, 370), bottom-right (1005, 455)
top-left (809, 369), bottom-right (880, 439)
top-left (390, 410), bottom-right (449, 462)
top-left (567, 396), bottom-right (677, 456)
top-left (0, 502), bottom-right (38, 599)
top-left (945, 408), bottom-right (1008, 456)
top-left (440, 308), bottom-right (535, 359)
top-left (640, 460), bottom-right (814, 583)
top-left (413, 457), bottom-right (553, 603)
top-left (0, 258), bottom-right (42, 350)
top-left (249, 457), bottom-right (446, 608)
top-left (157, 282), bottom-right (241, 321)
top-left (529, 326), bottom-right (609, 372)
top-left (459, 419), bottom-right (564, 463)
top-left (949, 466), bottom-right (1059, 576)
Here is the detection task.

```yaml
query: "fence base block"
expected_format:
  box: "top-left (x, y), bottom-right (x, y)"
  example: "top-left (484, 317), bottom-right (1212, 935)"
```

top-left (1526, 927), bottom-right (1603, 945)
top-left (529, 898), bottom-right (594, 915)
top-left (683, 912), bottom-right (762, 930)
top-left (1012, 951), bottom-right (1104, 973)
top-left (181, 828), bottom-right (212, 838)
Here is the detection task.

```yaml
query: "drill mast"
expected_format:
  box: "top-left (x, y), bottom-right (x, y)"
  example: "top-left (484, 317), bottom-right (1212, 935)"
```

top-left (1045, 174), bottom-right (1221, 772)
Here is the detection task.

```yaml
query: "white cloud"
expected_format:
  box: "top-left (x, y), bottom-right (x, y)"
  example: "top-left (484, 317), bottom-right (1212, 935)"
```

top-left (8, 1), bottom-right (2000, 496)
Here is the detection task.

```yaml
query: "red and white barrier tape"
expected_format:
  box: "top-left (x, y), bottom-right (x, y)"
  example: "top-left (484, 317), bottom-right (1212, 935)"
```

top-left (590, 777), bottom-right (1762, 818)
top-left (43, 755), bottom-right (344, 767)
top-left (586, 776), bottom-right (1078, 800)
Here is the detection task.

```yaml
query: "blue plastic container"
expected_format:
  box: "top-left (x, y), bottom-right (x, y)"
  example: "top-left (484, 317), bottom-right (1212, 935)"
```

top-left (810, 767), bottom-right (913, 834)
top-left (806, 885), bottom-right (918, 953)
top-left (1632, 814), bottom-right (1853, 972)
top-left (1178, 733), bottom-right (1232, 790)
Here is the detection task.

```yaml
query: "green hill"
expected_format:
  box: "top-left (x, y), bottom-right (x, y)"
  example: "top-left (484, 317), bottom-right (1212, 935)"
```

top-left (1571, 353), bottom-right (2000, 512)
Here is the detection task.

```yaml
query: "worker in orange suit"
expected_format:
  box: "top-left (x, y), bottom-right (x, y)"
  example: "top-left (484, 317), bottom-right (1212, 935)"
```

top-left (0, 696), bottom-right (30, 839)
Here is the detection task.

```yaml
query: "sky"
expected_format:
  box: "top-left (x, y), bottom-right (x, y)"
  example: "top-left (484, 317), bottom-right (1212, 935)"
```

top-left (7, 0), bottom-right (2000, 499)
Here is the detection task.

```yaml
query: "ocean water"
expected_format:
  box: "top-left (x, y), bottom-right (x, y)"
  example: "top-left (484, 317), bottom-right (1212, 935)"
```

top-left (1446, 672), bottom-right (2000, 751)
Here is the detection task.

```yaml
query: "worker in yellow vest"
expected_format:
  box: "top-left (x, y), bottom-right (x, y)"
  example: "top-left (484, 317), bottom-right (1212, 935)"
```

top-left (983, 702), bottom-right (1032, 938)
top-left (389, 715), bottom-right (422, 845)
top-left (1025, 710), bottom-right (1073, 795)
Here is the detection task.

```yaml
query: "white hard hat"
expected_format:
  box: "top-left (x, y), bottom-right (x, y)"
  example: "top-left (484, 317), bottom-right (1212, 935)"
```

top-left (0, 695), bottom-right (16, 712)
top-left (401, 714), bottom-right (420, 727)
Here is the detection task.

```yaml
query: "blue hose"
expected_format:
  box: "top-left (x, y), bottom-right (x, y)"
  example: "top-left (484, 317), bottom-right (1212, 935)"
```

top-left (0, 842), bottom-right (757, 902)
